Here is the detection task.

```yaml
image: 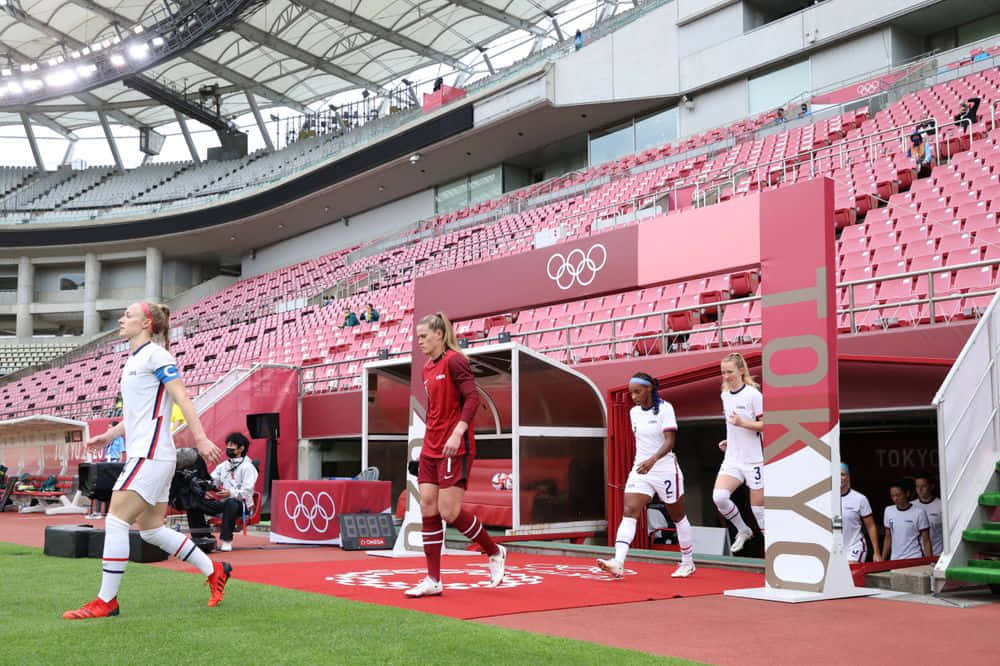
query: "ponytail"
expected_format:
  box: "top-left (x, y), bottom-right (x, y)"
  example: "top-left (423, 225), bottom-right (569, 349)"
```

top-left (144, 301), bottom-right (171, 350)
top-left (418, 311), bottom-right (463, 355)
top-left (721, 352), bottom-right (758, 390)
top-left (630, 372), bottom-right (662, 414)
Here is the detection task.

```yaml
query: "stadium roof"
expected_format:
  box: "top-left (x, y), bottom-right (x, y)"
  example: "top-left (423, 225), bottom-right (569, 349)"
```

top-left (0, 0), bottom-right (581, 133)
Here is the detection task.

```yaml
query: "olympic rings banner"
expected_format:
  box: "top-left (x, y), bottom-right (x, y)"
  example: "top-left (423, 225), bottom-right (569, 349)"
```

top-left (270, 480), bottom-right (392, 545)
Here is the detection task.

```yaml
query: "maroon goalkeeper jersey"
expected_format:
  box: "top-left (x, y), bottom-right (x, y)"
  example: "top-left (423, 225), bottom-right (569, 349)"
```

top-left (421, 350), bottom-right (479, 458)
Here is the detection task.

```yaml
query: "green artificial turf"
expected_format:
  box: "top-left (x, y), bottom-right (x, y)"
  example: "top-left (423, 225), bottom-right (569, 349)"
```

top-left (0, 543), bottom-right (697, 665)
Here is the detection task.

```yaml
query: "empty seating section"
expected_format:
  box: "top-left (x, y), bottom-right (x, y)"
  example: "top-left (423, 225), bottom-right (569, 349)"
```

top-left (3, 65), bottom-right (1000, 415)
top-left (0, 343), bottom-right (78, 376)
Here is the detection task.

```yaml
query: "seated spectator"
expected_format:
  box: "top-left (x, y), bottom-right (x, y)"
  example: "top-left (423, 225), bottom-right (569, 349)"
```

top-left (433, 77), bottom-right (444, 92)
top-left (773, 107), bottom-right (786, 125)
top-left (343, 307), bottom-right (360, 327)
top-left (907, 132), bottom-right (933, 179)
top-left (103, 421), bottom-right (125, 462)
top-left (914, 474), bottom-right (943, 556)
top-left (575, 29), bottom-right (584, 51)
top-left (840, 463), bottom-right (882, 562)
top-left (954, 97), bottom-right (981, 125)
top-left (798, 102), bottom-right (811, 118)
top-left (186, 432), bottom-right (258, 552)
top-left (360, 303), bottom-right (379, 323)
top-left (882, 481), bottom-right (931, 560)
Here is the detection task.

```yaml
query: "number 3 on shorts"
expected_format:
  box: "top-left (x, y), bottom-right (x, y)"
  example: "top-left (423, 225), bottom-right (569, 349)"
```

top-left (753, 465), bottom-right (761, 481)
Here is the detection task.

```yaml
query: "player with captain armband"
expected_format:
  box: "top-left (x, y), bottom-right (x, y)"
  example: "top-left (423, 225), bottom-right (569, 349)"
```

top-left (713, 352), bottom-right (765, 554)
top-left (598, 372), bottom-right (696, 579)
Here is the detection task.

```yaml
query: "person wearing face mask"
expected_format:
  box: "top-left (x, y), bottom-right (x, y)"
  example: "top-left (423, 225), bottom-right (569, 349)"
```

top-left (185, 432), bottom-right (258, 552)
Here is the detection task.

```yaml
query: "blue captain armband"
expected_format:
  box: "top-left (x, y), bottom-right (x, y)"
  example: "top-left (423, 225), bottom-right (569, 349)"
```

top-left (154, 364), bottom-right (180, 383)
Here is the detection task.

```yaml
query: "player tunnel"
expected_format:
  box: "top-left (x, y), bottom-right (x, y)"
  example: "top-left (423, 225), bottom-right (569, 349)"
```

top-left (362, 342), bottom-right (608, 534)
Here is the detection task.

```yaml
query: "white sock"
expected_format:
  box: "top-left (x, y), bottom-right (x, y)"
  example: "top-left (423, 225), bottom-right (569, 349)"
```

top-left (713, 489), bottom-right (750, 534)
top-left (98, 514), bottom-right (130, 602)
top-left (139, 526), bottom-right (214, 576)
top-left (675, 516), bottom-right (695, 566)
top-left (614, 516), bottom-right (636, 564)
top-left (751, 505), bottom-right (765, 532)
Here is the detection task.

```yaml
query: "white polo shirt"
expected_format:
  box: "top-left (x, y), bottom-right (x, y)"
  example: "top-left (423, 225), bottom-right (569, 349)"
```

top-left (630, 399), bottom-right (678, 474)
top-left (884, 503), bottom-right (930, 560)
top-left (121, 341), bottom-right (180, 462)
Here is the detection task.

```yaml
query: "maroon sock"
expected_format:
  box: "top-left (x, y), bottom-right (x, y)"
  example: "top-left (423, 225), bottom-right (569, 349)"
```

top-left (422, 515), bottom-right (444, 582)
top-left (452, 509), bottom-right (499, 556)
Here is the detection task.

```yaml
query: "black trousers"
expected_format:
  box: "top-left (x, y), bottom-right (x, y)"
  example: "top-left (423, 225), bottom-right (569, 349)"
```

top-left (187, 497), bottom-right (244, 542)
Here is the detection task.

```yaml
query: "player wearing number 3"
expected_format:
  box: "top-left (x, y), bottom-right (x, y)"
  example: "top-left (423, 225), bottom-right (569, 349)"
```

top-left (405, 312), bottom-right (506, 598)
top-left (713, 352), bottom-right (765, 553)
top-left (598, 372), bottom-right (696, 579)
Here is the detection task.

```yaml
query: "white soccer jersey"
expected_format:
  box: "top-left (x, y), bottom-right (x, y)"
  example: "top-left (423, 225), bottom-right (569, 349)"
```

top-left (721, 384), bottom-right (763, 464)
top-left (121, 341), bottom-right (180, 462)
top-left (884, 503), bottom-right (929, 560)
top-left (630, 400), bottom-right (678, 475)
top-left (918, 497), bottom-right (943, 556)
top-left (841, 489), bottom-right (873, 557)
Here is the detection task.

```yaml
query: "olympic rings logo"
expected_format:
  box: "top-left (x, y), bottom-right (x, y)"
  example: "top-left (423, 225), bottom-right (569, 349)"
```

top-left (283, 490), bottom-right (336, 533)
top-left (855, 81), bottom-right (882, 96)
top-left (546, 243), bottom-right (607, 290)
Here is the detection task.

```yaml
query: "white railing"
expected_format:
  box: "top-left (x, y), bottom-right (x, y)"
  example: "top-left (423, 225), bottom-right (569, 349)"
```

top-left (932, 288), bottom-right (1000, 588)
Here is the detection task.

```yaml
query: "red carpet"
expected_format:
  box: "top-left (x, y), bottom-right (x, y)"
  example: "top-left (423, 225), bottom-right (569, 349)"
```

top-left (234, 552), bottom-right (764, 619)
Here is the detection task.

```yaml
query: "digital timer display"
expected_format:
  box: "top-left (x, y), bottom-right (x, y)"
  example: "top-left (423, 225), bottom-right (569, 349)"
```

top-left (338, 513), bottom-right (396, 550)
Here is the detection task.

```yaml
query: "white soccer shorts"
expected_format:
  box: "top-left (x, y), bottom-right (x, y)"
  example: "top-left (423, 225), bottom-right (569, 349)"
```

top-left (625, 463), bottom-right (684, 504)
top-left (718, 461), bottom-right (764, 490)
top-left (113, 457), bottom-right (176, 505)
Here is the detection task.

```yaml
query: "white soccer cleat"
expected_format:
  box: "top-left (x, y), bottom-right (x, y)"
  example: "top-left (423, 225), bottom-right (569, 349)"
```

top-left (671, 562), bottom-right (696, 578)
top-left (219, 540), bottom-right (232, 552)
top-left (404, 576), bottom-right (443, 598)
top-left (730, 529), bottom-right (753, 554)
top-left (596, 557), bottom-right (625, 579)
top-left (487, 544), bottom-right (507, 588)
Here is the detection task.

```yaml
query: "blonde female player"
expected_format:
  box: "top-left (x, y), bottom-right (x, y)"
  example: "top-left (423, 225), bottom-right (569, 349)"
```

top-left (598, 372), bottom-right (696, 579)
top-left (64, 302), bottom-right (230, 619)
top-left (405, 312), bottom-right (506, 597)
top-left (713, 352), bottom-right (765, 554)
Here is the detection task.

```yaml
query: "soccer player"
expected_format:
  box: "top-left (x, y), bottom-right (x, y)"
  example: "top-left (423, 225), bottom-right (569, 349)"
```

top-left (840, 463), bottom-right (881, 563)
top-left (883, 481), bottom-right (932, 561)
top-left (712, 352), bottom-right (764, 553)
top-left (914, 474), bottom-right (943, 556)
top-left (63, 302), bottom-right (230, 619)
top-left (405, 312), bottom-right (506, 597)
top-left (598, 373), bottom-right (696, 579)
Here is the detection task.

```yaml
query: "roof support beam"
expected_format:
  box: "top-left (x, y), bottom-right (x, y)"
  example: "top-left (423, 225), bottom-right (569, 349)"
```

top-left (175, 111), bottom-right (201, 164)
top-left (230, 21), bottom-right (386, 92)
top-left (291, 0), bottom-right (472, 72)
top-left (246, 92), bottom-right (274, 152)
top-left (20, 113), bottom-right (44, 170)
top-left (448, 0), bottom-right (548, 37)
top-left (98, 111), bottom-right (123, 170)
top-left (68, 0), bottom-right (311, 114)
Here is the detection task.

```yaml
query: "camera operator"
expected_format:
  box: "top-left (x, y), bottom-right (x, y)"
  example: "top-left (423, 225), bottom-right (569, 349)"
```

top-left (186, 432), bottom-right (258, 552)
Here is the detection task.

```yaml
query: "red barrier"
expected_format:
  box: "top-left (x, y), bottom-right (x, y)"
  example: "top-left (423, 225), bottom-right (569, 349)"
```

top-left (270, 479), bottom-right (392, 545)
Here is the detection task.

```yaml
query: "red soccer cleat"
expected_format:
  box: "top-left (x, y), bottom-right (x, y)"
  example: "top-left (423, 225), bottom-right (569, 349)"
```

top-left (63, 597), bottom-right (119, 619)
top-left (207, 561), bottom-right (233, 607)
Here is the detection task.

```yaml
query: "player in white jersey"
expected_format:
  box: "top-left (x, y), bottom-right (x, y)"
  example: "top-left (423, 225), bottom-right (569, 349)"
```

top-left (840, 464), bottom-right (882, 563)
top-left (915, 474), bottom-right (943, 556)
top-left (598, 373), bottom-right (696, 579)
top-left (712, 352), bottom-right (765, 554)
top-left (883, 481), bottom-right (932, 561)
top-left (64, 301), bottom-right (231, 620)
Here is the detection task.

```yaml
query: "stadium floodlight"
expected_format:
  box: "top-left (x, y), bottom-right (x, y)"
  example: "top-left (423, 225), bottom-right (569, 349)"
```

top-left (70, 50), bottom-right (80, 59)
top-left (151, 36), bottom-right (165, 47)
top-left (133, 25), bottom-right (144, 34)
top-left (128, 42), bottom-right (150, 60)
top-left (6, 80), bottom-right (20, 94)
top-left (109, 53), bottom-right (126, 67)
top-left (44, 68), bottom-right (77, 87)
top-left (81, 47), bottom-right (90, 56)
top-left (23, 78), bottom-right (42, 91)
top-left (90, 41), bottom-right (103, 52)
top-left (75, 64), bottom-right (97, 78)
top-left (1, 68), bottom-right (10, 77)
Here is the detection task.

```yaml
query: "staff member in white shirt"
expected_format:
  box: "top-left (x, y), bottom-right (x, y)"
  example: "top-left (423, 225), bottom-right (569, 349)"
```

top-left (840, 463), bottom-right (881, 563)
top-left (187, 432), bottom-right (259, 552)
top-left (914, 474), bottom-right (943, 556)
top-left (883, 481), bottom-right (931, 560)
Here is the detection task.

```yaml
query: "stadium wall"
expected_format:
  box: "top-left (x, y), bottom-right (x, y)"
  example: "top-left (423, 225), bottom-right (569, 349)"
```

top-left (241, 189), bottom-right (435, 278)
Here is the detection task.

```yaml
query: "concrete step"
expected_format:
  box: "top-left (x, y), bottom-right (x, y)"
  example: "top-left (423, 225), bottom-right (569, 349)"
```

top-left (864, 564), bottom-right (932, 594)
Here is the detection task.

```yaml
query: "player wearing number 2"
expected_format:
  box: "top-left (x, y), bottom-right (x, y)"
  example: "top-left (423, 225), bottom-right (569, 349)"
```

top-left (405, 312), bottom-right (506, 598)
top-left (598, 372), bottom-right (696, 579)
top-left (713, 352), bottom-right (765, 554)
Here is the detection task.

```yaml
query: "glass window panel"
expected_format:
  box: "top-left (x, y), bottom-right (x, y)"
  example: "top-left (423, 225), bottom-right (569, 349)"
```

top-left (748, 60), bottom-right (811, 115)
top-left (635, 107), bottom-right (678, 152)
top-left (518, 436), bottom-right (605, 525)
top-left (589, 122), bottom-right (635, 167)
